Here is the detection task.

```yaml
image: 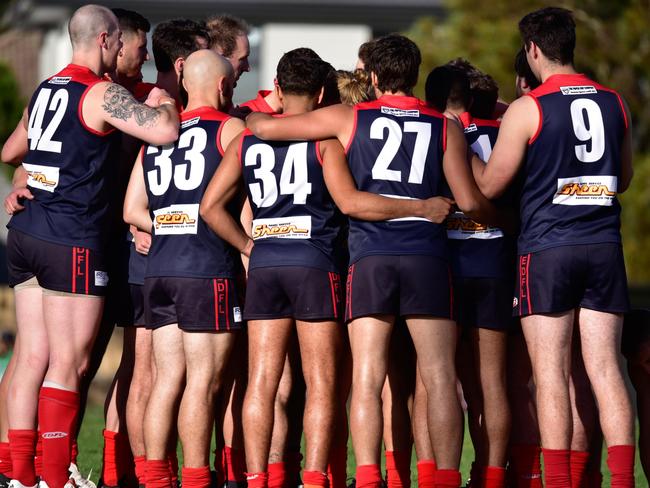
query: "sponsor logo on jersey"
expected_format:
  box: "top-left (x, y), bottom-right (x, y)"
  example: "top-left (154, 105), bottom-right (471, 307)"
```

top-left (552, 176), bottom-right (617, 206)
top-left (153, 203), bottom-right (199, 235)
top-left (48, 76), bottom-right (72, 85)
top-left (252, 215), bottom-right (311, 239)
top-left (95, 271), bottom-right (109, 287)
top-left (24, 163), bottom-right (59, 192)
top-left (181, 117), bottom-right (200, 129)
top-left (42, 431), bottom-right (67, 439)
top-left (560, 85), bottom-right (597, 95)
top-left (380, 107), bottom-right (420, 118)
top-left (446, 211), bottom-right (504, 239)
top-left (464, 123), bottom-right (478, 133)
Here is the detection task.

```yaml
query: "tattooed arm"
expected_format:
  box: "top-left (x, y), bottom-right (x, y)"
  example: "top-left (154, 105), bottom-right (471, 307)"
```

top-left (83, 81), bottom-right (179, 146)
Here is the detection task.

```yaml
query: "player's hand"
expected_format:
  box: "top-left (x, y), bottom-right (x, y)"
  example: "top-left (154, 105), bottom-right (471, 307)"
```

top-left (420, 196), bottom-right (455, 223)
top-left (443, 111), bottom-right (463, 128)
top-left (4, 187), bottom-right (33, 215)
top-left (134, 229), bottom-right (151, 255)
top-left (144, 87), bottom-right (174, 108)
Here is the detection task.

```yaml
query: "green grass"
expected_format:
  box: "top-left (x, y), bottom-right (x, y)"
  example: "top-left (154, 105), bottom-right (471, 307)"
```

top-left (77, 404), bottom-right (648, 486)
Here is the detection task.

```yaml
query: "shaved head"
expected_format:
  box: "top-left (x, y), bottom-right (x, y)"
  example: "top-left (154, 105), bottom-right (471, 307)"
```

top-left (183, 49), bottom-right (233, 93)
top-left (68, 4), bottom-right (118, 50)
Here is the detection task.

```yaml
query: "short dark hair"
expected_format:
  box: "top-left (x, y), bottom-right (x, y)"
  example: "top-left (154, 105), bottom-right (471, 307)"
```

top-left (279, 47), bottom-right (320, 61)
top-left (424, 65), bottom-right (470, 112)
top-left (205, 14), bottom-right (249, 57)
top-left (366, 34), bottom-right (421, 94)
top-left (112, 8), bottom-right (150, 35)
top-left (514, 47), bottom-right (541, 90)
top-left (152, 19), bottom-right (209, 73)
top-left (519, 7), bottom-right (575, 65)
top-left (447, 58), bottom-right (498, 119)
top-left (357, 40), bottom-right (376, 67)
top-left (277, 56), bottom-right (334, 98)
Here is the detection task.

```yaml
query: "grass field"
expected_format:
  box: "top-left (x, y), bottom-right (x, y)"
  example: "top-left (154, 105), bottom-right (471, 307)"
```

top-left (76, 403), bottom-right (649, 486)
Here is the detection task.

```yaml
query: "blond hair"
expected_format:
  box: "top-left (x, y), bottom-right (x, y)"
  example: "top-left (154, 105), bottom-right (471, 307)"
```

top-left (336, 69), bottom-right (370, 105)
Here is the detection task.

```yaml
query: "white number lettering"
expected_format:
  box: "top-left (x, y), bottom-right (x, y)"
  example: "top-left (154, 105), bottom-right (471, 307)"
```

top-left (146, 145), bottom-right (174, 196)
top-left (280, 143), bottom-right (312, 204)
top-left (570, 98), bottom-right (605, 163)
top-left (27, 88), bottom-right (69, 153)
top-left (245, 143), bottom-right (278, 208)
top-left (471, 134), bottom-right (493, 162)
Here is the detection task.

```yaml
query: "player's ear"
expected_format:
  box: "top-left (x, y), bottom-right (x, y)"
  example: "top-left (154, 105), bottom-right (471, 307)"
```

top-left (370, 71), bottom-right (379, 89)
top-left (317, 86), bottom-right (325, 105)
top-left (217, 75), bottom-right (225, 94)
top-left (277, 86), bottom-right (284, 103)
top-left (174, 57), bottom-right (185, 77)
top-left (98, 31), bottom-right (109, 49)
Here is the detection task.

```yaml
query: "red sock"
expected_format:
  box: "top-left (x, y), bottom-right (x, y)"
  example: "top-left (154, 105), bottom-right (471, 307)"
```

top-left (134, 456), bottom-right (146, 486)
top-left (0, 441), bottom-right (13, 478)
top-left (39, 387), bottom-right (80, 488)
top-left (34, 432), bottom-right (43, 478)
top-left (385, 451), bottom-right (411, 488)
top-left (146, 459), bottom-right (172, 488)
top-left (606, 445), bottom-right (635, 488)
top-left (356, 464), bottom-right (382, 488)
top-left (585, 467), bottom-right (602, 488)
top-left (327, 445), bottom-right (347, 488)
top-left (267, 462), bottom-right (286, 488)
top-left (224, 447), bottom-right (247, 483)
top-left (570, 450), bottom-right (589, 488)
top-left (181, 466), bottom-right (211, 488)
top-left (246, 472), bottom-right (269, 488)
top-left (416, 460), bottom-right (436, 488)
top-left (102, 430), bottom-right (122, 486)
top-left (168, 450), bottom-right (179, 487)
top-left (509, 444), bottom-right (542, 488)
top-left (286, 451), bottom-right (303, 486)
top-left (481, 466), bottom-right (506, 488)
top-left (8, 430), bottom-right (37, 486)
top-left (71, 438), bottom-right (79, 465)
top-left (434, 469), bottom-right (461, 488)
top-left (303, 470), bottom-right (328, 488)
top-left (541, 449), bottom-right (570, 488)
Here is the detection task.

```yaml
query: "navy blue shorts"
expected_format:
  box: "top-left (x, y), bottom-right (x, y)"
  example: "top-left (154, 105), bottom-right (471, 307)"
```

top-left (514, 243), bottom-right (629, 317)
top-left (145, 276), bottom-right (243, 332)
top-left (244, 266), bottom-right (343, 321)
top-left (7, 229), bottom-right (108, 296)
top-left (454, 277), bottom-right (514, 330)
top-left (345, 255), bottom-right (453, 322)
top-left (130, 284), bottom-right (145, 327)
top-left (104, 239), bottom-right (136, 326)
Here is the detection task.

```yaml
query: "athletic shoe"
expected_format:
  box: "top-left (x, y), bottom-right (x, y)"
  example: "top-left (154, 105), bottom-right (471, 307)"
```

top-left (0, 474), bottom-right (11, 488)
top-left (37, 480), bottom-right (76, 488)
top-left (69, 464), bottom-right (96, 488)
top-left (8, 480), bottom-right (38, 488)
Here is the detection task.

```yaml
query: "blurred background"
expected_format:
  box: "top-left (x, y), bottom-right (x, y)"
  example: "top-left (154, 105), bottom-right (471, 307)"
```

top-left (0, 0), bottom-right (647, 401)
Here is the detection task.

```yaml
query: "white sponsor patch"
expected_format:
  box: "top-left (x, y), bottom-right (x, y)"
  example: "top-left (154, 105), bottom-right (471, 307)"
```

top-left (512, 297), bottom-right (519, 308)
top-left (153, 203), bottom-right (199, 235)
top-left (48, 76), bottom-right (71, 85)
top-left (42, 431), bottom-right (67, 439)
top-left (181, 116), bottom-right (200, 129)
top-left (379, 194), bottom-right (431, 222)
top-left (233, 306), bottom-right (242, 323)
top-left (380, 106), bottom-right (420, 117)
top-left (252, 215), bottom-right (311, 239)
top-left (446, 211), bottom-right (503, 240)
top-left (560, 85), bottom-right (597, 95)
top-left (463, 123), bottom-right (478, 134)
top-left (24, 163), bottom-right (60, 193)
top-left (95, 271), bottom-right (109, 287)
top-left (552, 175), bottom-right (617, 206)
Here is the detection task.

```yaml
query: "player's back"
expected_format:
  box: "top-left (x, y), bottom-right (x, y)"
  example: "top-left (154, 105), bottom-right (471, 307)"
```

top-left (9, 64), bottom-right (119, 250)
top-left (240, 130), bottom-right (343, 272)
top-left (143, 106), bottom-right (236, 278)
top-left (345, 94), bottom-right (448, 263)
top-left (520, 73), bottom-right (627, 254)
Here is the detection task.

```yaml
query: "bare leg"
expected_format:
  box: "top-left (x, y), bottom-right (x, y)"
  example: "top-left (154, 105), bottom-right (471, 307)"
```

top-left (104, 328), bottom-right (137, 432)
top-left (268, 354), bottom-right (292, 465)
top-left (0, 335), bottom-right (20, 440)
top-left (412, 367), bottom-right (434, 462)
top-left (126, 327), bottom-right (154, 459)
top-left (507, 331), bottom-right (539, 447)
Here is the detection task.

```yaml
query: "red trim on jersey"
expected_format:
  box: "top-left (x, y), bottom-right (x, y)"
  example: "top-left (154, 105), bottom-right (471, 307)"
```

top-left (344, 106), bottom-right (359, 155)
top-left (181, 106), bottom-right (230, 123)
top-left (78, 83), bottom-right (116, 137)
top-left (71, 248), bottom-right (76, 294)
top-left (216, 117), bottom-right (231, 157)
top-left (472, 117), bottom-right (501, 128)
top-left (85, 249), bottom-right (89, 294)
top-left (442, 117), bottom-right (448, 153)
top-left (525, 254), bottom-right (532, 314)
top-left (238, 130), bottom-right (253, 167)
top-left (526, 94), bottom-right (543, 146)
top-left (315, 140), bottom-right (324, 166)
top-left (328, 272), bottom-right (338, 319)
top-left (52, 64), bottom-right (103, 85)
top-left (459, 112), bottom-right (472, 128)
top-left (239, 90), bottom-right (275, 114)
top-left (604, 90), bottom-right (628, 129)
top-left (133, 82), bottom-right (156, 101)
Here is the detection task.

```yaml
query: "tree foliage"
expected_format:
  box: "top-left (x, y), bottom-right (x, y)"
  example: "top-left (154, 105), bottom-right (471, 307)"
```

top-left (0, 61), bottom-right (24, 179)
top-left (406, 0), bottom-right (650, 283)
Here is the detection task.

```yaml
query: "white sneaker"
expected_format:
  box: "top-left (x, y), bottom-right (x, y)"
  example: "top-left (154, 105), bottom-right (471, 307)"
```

top-left (37, 480), bottom-right (76, 488)
top-left (8, 480), bottom-right (37, 488)
top-left (68, 465), bottom-right (95, 488)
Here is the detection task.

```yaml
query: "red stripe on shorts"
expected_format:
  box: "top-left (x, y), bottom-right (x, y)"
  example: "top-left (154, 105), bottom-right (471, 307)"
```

top-left (328, 272), bottom-right (337, 319)
top-left (347, 265), bottom-right (355, 320)
top-left (85, 249), bottom-right (89, 294)
top-left (71, 248), bottom-right (76, 293)
top-left (224, 279), bottom-right (231, 331)
top-left (525, 253), bottom-right (532, 314)
top-left (213, 279), bottom-right (219, 331)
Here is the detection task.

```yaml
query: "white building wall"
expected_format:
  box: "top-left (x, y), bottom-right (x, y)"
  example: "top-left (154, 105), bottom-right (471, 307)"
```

top-left (39, 22), bottom-right (72, 81)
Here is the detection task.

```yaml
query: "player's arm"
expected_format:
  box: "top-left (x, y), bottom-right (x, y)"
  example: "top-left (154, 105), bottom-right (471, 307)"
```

top-left (123, 150), bottom-right (153, 233)
top-left (200, 133), bottom-right (253, 257)
top-left (443, 120), bottom-right (509, 229)
top-left (131, 225), bottom-right (151, 256)
top-left (85, 82), bottom-right (179, 146)
top-left (321, 139), bottom-right (454, 223)
top-left (619, 98), bottom-right (633, 193)
top-left (4, 166), bottom-right (33, 215)
top-left (471, 96), bottom-right (536, 199)
top-left (1, 107), bottom-right (28, 166)
top-left (247, 104), bottom-right (354, 147)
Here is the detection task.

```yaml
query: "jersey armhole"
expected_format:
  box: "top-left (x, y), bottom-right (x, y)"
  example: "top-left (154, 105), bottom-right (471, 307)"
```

top-left (614, 93), bottom-right (629, 130)
top-left (238, 131), bottom-right (250, 167)
top-left (344, 106), bottom-right (359, 155)
top-left (216, 116), bottom-right (231, 157)
top-left (442, 117), bottom-right (448, 153)
top-left (315, 140), bottom-right (324, 166)
top-left (526, 94), bottom-right (543, 145)
top-left (78, 81), bottom-right (116, 137)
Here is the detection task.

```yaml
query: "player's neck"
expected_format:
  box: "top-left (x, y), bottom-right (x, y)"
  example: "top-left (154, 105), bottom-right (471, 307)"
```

top-left (539, 63), bottom-right (577, 83)
top-left (282, 96), bottom-right (317, 116)
top-left (263, 91), bottom-right (283, 113)
top-left (445, 105), bottom-right (465, 117)
top-left (70, 52), bottom-right (103, 77)
top-left (185, 95), bottom-right (222, 113)
top-left (155, 71), bottom-right (180, 102)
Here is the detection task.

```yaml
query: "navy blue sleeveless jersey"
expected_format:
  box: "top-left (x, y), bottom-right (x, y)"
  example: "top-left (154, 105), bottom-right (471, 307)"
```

top-left (240, 130), bottom-right (344, 272)
top-left (345, 95), bottom-right (448, 263)
top-left (8, 64), bottom-right (119, 250)
top-left (143, 106), bottom-right (236, 279)
top-left (447, 114), bottom-right (513, 278)
top-left (519, 74), bottom-right (627, 254)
